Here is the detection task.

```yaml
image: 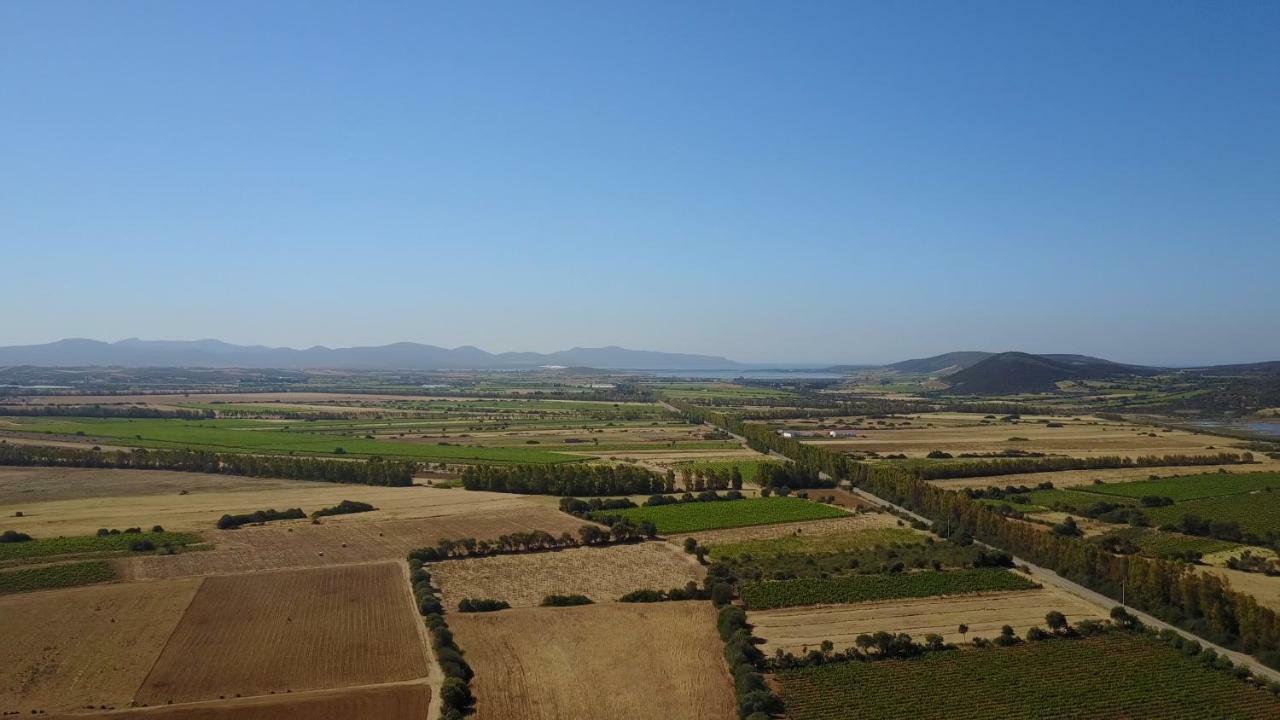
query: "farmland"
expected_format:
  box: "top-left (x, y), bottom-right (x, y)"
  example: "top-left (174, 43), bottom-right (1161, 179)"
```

top-left (0, 529), bottom-right (201, 562)
top-left (740, 568), bottom-right (1037, 610)
top-left (750, 587), bottom-right (1104, 654)
top-left (449, 602), bottom-right (737, 720)
top-left (134, 563), bottom-right (428, 704)
top-left (589, 497), bottom-right (847, 533)
top-left (0, 559), bottom-right (115, 594)
top-left (774, 632), bottom-right (1280, 719)
top-left (707, 525), bottom-right (925, 560)
top-left (429, 541), bottom-right (702, 608)
top-left (119, 506), bottom-right (586, 580)
top-left (0, 578), bottom-right (202, 714)
top-left (96, 684), bottom-right (432, 720)
top-left (0, 390), bottom-right (757, 466)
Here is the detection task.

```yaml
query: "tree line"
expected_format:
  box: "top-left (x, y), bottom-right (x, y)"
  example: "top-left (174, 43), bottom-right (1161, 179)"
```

top-left (0, 443), bottom-right (414, 486)
top-left (672, 400), bottom-right (1280, 670)
top-left (216, 507), bottom-right (305, 529)
top-left (0, 404), bottom-right (215, 419)
top-left (408, 559), bottom-right (473, 720)
top-left (406, 523), bottom-right (655, 563)
top-left (461, 463), bottom-right (672, 496)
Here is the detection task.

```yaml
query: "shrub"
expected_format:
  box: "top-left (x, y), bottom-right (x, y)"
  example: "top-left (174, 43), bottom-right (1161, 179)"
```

top-left (541, 594), bottom-right (593, 607)
top-left (0, 530), bottom-right (32, 543)
top-left (458, 598), bottom-right (510, 613)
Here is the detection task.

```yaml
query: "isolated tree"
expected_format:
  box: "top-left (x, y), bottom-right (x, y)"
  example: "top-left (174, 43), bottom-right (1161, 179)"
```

top-left (958, 623), bottom-right (969, 641)
top-left (1045, 611), bottom-right (1068, 632)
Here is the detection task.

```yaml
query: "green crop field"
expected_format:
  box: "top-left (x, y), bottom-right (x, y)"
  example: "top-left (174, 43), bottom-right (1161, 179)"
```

top-left (0, 531), bottom-right (202, 562)
top-left (3, 416), bottom-right (583, 464)
top-left (774, 632), bottom-right (1280, 720)
top-left (1143, 492), bottom-right (1280, 537)
top-left (708, 527), bottom-right (925, 560)
top-left (589, 497), bottom-right (846, 534)
top-left (740, 568), bottom-right (1035, 609)
top-left (1131, 530), bottom-right (1240, 558)
top-left (1086, 473), bottom-right (1280, 502)
top-left (0, 560), bottom-right (116, 595)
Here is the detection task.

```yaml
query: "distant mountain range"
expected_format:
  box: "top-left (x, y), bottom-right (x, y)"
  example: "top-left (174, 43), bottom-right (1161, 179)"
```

top-left (0, 338), bottom-right (743, 371)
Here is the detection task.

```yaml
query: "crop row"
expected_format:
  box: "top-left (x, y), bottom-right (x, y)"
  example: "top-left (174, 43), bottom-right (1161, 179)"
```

top-left (775, 633), bottom-right (1280, 719)
top-left (589, 497), bottom-right (847, 534)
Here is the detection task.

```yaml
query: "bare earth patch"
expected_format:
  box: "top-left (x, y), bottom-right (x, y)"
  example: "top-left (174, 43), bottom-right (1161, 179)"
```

top-left (750, 587), bottom-right (1105, 654)
top-left (134, 563), bottom-right (427, 705)
top-left (0, 578), bottom-right (203, 714)
top-left (450, 602), bottom-right (736, 720)
top-left (431, 541), bottom-right (703, 608)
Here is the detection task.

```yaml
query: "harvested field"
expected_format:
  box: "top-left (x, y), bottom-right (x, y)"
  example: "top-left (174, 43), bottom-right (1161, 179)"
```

top-left (751, 587), bottom-right (1105, 654)
top-left (675, 513), bottom-right (904, 546)
top-left (450, 602), bottom-right (736, 720)
top-left (63, 683), bottom-right (431, 720)
top-left (119, 505), bottom-right (587, 580)
top-left (431, 541), bottom-right (702, 608)
top-left (0, 579), bottom-right (202, 714)
top-left (1, 474), bottom-right (552, 537)
top-left (927, 458), bottom-right (1280, 490)
top-left (590, 497), bottom-right (847, 534)
top-left (134, 563), bottom-right (427, 704)
top-left (793, 414), bottom-right (1225, 459)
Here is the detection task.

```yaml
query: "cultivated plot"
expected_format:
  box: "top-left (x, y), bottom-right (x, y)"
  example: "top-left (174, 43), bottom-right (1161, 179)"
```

top-left (120, 505), bottom-right (586, 580)
top-left (449, 602), bottom-right (737, 720)
top-left (0, 578), bottom-right (203, 715)
top-left (774, 632), bottom-right (1280, 720)
top-left (134, 563), bottom-right (427, 704)
top-left (431, 541), bottom-right (703, 608)
top-left (68, 683), bottom-right (431, 720)
top-left (750, 587), bottom-right (1105, 654)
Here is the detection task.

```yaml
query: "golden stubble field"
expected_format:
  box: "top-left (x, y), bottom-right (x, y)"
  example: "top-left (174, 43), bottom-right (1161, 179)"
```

top-left (134, 563), bottom-right (428, 705)
top-left (450, 602), bottom-right (737, 720)
top-left (749, 587), bottom-right (1106, 655)
top-left (0, 468), bottom-right (552, 536)
top-left (0, 578), bottom-right (203, 715)
top-left (430, 541), bottom-right (704, 608)
top-left (785, 413), bottom-right (1238, 459)
top-left (119, 505), bottom-right (588, 580)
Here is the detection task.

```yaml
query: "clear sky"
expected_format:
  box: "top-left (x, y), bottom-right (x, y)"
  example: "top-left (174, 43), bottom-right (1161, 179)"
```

top-left (2, 1), bottom-right (1277, 366)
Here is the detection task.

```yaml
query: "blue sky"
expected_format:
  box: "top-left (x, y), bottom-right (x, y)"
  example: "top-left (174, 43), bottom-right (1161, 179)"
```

top-left (2, 1), bottom-right (1277, 365)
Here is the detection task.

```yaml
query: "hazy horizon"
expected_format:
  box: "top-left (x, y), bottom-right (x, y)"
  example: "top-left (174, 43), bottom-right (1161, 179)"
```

top-left (3, 2), bottom-right (1278, 366)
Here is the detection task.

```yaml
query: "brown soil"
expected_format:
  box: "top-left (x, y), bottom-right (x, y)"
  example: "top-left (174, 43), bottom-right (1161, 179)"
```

top-left (0, 579), bottom-right (203, 715)
top-left (450, 602), bottom-right (737, 720)
top-left (52, 683), bottom-right (431, 719)
top-left (431, 541), bottom-right (704, 608)
top-left (133, 563), bottom-right (427, 705)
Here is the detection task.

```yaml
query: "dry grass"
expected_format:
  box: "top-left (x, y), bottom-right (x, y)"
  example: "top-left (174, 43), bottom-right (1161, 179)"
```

top-left (794, 414), bottom-right (1231, 459)
top-left (672, 512), bottom-right (902, 545)
top-left (118, 505), bottom-right (587, 580)
top-left (0, 471), bottom-right (551, 536)
top-left (450, 602), bottom-right (737, 720)
top-left (431, 541), bottom-right (703, 608)
top-left (750, 587), bottom-right (1105, 654)
top-left (77, 683), bottom-right (431, 720)
top-left (928, 459), bottom-right (1280, 490)
top-left (1202, 566), bottom-right (1280, 613)
top-left (0, 578), bottom-right (203, 714)
top-left (134, 563), bottom-right (428, 704)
